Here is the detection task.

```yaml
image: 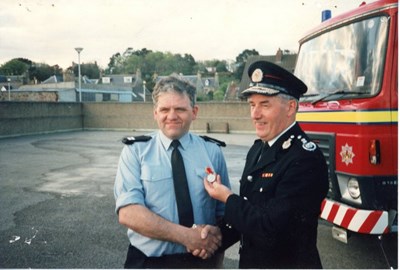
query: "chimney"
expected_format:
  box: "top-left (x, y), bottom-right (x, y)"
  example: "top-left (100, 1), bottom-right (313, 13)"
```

top-left (276, 48), bottom-right (283, 63)
top-left (214, 72), bottom-right (219, 88)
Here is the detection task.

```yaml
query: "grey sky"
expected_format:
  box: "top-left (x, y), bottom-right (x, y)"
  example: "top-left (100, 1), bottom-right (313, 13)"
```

top-left (0, 0), bottom-right (367, 69)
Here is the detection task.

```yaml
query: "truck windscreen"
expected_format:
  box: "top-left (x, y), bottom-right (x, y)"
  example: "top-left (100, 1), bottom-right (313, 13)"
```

top-left (295, 16), bottom-right (389, 100)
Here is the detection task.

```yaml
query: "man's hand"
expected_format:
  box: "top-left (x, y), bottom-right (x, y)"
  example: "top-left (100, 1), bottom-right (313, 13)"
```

top-left (203, 174), bottom-right (233, 203)
top-left (185, 225), bottom-right (221, 259)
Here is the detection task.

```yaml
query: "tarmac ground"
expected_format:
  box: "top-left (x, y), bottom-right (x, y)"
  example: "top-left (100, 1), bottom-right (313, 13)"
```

top-left (0, 131), bottom-right (397, 269)
top-left (0, 130), bottom-right (252, 269)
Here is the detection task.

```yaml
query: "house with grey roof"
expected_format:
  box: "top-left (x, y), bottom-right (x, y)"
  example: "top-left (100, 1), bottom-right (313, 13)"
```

top-left (80, 68), bottom-right (150, 102)
top-left (155, 71), bottom-right (220, 98)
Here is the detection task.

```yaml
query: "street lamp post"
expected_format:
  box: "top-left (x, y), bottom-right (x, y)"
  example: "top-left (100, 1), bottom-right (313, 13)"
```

top-left (74, 47), bottom-right (83, 102)
top-left (143, 80), bottom-right (146, 102)
top-left (7, 78), bottom-right (11, 101)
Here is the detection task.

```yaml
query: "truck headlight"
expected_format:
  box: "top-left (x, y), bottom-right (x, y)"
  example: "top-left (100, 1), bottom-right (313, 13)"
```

top-left (347, 178), bottom-right (360, 199)
top-left (337, 173), bottom-right (362, 205)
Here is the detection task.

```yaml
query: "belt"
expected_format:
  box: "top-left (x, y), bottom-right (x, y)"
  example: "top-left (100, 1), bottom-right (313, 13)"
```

top-left (125, 244), bottom-right (223, 269)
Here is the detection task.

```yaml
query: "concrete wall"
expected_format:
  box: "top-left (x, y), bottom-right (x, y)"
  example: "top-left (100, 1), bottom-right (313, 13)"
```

top-left (0, 101), bottom-right (254, 138)
top-left (83, 103), bottom-right (157, 131)
top-left (0, 102), bottom-right (83, 138)
top-left (192, 102), bottom-right (253, 133)
top-left (83, 102), bottom-right (254, 133)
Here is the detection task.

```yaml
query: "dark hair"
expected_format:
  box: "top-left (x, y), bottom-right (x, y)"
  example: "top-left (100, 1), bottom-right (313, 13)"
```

top-left (152, 74), bottom-right (196, 107)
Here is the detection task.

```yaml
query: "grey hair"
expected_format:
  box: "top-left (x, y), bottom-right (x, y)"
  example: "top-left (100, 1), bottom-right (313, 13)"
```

top-left (278, 93), bottom-right (299, 111)
top-left (152, 74), bottom-right (197, 108)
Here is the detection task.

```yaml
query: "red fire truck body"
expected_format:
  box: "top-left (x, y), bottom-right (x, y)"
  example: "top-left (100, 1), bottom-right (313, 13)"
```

top-left (295, 0), bottom-right (398, 242)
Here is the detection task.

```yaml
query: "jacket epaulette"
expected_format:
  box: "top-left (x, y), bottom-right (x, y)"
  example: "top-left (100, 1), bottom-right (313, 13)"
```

top-left (281, 134), bottom-right (317, 152)
top-left (200, 135), bottom-right (226, 147)
top-left (122, 135), bottom-right (152, 145)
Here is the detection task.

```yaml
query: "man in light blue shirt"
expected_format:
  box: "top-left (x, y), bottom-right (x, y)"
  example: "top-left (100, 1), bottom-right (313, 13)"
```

top-left (114, 75), bottom-right (230, 268)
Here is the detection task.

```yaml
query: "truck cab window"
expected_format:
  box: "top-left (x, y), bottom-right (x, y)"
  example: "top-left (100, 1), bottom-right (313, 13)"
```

top-left (295, 16), bottom-right (389, 99)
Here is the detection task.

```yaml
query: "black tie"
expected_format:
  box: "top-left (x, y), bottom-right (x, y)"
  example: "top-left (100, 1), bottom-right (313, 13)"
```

top-left (171, 140), bottom-right (194, 227)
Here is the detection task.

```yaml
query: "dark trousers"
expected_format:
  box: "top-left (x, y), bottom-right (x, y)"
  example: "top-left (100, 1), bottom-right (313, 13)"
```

top-left (124, 244), bottom-right (224, 269)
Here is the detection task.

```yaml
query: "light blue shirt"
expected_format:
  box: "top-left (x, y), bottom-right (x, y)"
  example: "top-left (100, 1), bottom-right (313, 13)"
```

top-left (114, 131), bottom-right (230, 257)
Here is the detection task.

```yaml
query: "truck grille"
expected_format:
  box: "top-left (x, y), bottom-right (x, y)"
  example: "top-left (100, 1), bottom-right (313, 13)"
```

top-left (306, 132), bottom-right (337, 198)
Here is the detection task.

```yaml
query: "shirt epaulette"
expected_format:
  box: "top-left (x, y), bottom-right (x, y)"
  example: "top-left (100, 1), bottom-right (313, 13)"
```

top-left (122, 135), bottom-right (152, 145)
top-left (200, 135), bottom-right (226, 147)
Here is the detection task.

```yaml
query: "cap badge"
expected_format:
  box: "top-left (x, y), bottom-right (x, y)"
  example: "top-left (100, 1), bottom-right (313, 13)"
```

top-left (251, 68), bottom-right (263, 83)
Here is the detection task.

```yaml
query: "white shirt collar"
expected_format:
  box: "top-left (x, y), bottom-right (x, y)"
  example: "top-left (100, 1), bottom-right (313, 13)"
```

top-left (268, 121), bottom-right (296, 147)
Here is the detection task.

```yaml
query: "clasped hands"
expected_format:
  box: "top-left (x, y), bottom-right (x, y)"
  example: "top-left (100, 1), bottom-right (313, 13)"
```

top-left (186, 224), bottom-right (221, 260)
top-left (186, 174), bottom-right (233, 259)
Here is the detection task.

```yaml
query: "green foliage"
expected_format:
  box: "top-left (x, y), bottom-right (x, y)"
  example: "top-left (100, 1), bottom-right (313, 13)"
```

top-left (234, 49), bottom-right (260, 80)
top-left (216, 61), bottom-right (228, 73)
top-left (73, 62), bottom-right (101, 79)
top-left (213, 89), bottom-right (225, 101)
top-left (29, 63), bottom-right (63, 82)
top-left (0, 59), bottom-right (29, 75)
top-left (196, 94), bottom-right (207, 102)
top-left (218, 81), bottom-right (230, 95)
top-left (106, 53), bottom-right (122, 74)
top-left (218, 73), bottom-right (236, 92)
top-left (193, 62), bottom-right (207, 73)
top-left (115, 49), bottom-right (198, 82)
top-left (1, 47), bottom-right (276, 102)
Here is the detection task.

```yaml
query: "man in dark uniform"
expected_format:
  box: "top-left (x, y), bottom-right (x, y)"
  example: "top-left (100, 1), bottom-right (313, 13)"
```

top-left (201, 61), bottom-right (329, 268)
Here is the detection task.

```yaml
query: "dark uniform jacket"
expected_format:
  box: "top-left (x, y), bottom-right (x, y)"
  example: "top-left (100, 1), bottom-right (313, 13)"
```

top-left (221, 123), bottom-right (329, 269)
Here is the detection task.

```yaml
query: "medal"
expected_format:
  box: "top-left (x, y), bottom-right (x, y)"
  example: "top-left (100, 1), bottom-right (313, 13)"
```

top-left (282, 138), bottom-right (292, 149)
top-left (205, 167), bottom-right (216, 183)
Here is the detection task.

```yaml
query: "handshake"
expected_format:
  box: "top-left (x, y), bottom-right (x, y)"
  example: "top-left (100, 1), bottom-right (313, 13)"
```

top-left (182, 171), bottom-right (232, 260)
top-left (185, 224), bottom-right (222, 260)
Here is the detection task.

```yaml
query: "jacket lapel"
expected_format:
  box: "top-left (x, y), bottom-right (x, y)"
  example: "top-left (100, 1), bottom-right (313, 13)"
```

top-left (251, 144), bottom-right (277, 173)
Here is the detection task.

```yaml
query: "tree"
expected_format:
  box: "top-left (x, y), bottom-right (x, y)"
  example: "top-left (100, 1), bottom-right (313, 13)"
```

top-left (193, 62), bottom-right (207, 74)
top-left (234, 49), bottom-right (260, 80)
top-left (0, 59), bottom-right (29, 75)
top-left (183, 54), bottom-right (196, 73)
top-left (213, 89), bottom-right (225, 101)
top-left (124, 54), bottom-right (146, 75)
top-left (73, 62), bottom-right (101, 79)
top-left (29, 63), bottom-right (63, 82)
top-left (215, 61), bottom-right (228, 73)
top-left (106, 52), bottom-right (122, 74)
top-left (133, 48), bottom-right (152, 57)
top-left (106, 48), bottom-right (198, 78)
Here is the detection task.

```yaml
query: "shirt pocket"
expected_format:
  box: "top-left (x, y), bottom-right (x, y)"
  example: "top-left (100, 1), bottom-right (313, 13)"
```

top-left (194, 167), bottom-right (207, 180)
top-left (193, 167), bottom-right (210, 193)
top-left (141, 165), bottom-right (175, 215)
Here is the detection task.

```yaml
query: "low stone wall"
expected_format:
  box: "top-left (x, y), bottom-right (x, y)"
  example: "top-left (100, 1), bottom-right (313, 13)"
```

top-left (0, 102), bottom-right (83, 138)
top-left (83, 102), bottom-right (254, 133)
top-left (0, 91), bottom-right (58, 102)
top-left (0, 101), bottom-right (255, 138)
top-left (83, 102), bottom-right (156, 131)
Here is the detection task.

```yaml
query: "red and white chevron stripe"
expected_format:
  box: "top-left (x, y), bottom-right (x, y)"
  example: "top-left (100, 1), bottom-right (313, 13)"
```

top-left (320, 199), bottom-right (390, 234)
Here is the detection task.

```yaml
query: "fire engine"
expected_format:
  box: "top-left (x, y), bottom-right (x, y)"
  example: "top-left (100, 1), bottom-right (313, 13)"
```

top-left (295, 0), bottom-right (398, 243)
